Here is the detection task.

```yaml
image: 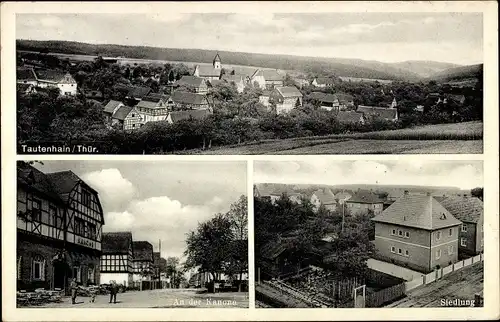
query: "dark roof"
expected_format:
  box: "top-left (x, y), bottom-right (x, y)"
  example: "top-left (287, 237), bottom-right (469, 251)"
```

top-left (177, 76), bottom-right (206, 88)
top-left (357, 106), bottom-right (398, 120)
top-left (311, 92), bottom-right (338, 104)
top-left (314, 77), bottom-right (335, 85)
top-left (335, 191), bottom-right (353, 200)
top-left (103, 100), bottom-right (123, 114)
top-left (112, 106), bottom-right (134, 121)
top-left (213, 53), bottom-right (221, 63)
top-left (260, 237), bottom-right (296, 260)
top-left (438, 196), bottom-right (483, 223)
top-left (262, 70), bottom-right (284, 81)
top-left (208, 79), bottom-right (224, 87)
top-left (312, 189), bottom-right (337, 205)
top-left (168, 109), bottom-right (210, 123)
top-left (127, 86), bottom-right (151, 98)
top-left (17, 162), bottom-right (63, 203)
top-left (17, 68), bottom-right (37, 81)
top-left (132, 241), bottom-right (154, 262)
top-left (275, 86), bottom-right (302, 98)
top-left (34, 69), bottom-right (68, 82)
top-left (372, 195), bottom-right (462, 230)
top-left (45, 170), bottom-right (82, 202)
top-left (196, 65), bottom-right (221, 77)
top-left (336, 111), bottom-right (364, 123)
top-left (142, 93), bottom-right (166, 102)
top-left (221, 75), bottom-right (244, 83)
top-left (102, 232), bottom-right (133, 254)
top-left (447, 94), bottom-right (466, 103)
top-left (347, 190), bottom-right (384, 204)
top-left (171, 91), bottom-right (209, 105)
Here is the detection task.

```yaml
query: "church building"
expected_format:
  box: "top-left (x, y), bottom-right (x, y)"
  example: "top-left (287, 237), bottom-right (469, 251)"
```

top-left (193, 53), bottom-right (223, 81)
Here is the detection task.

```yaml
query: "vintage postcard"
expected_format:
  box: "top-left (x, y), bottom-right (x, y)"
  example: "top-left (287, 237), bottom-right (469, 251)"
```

top-left (1, 1), bottom-right (499, 322)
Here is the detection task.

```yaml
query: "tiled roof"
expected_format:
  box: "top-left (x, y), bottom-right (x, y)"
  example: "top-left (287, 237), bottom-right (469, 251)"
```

top-left (34, 69), bottom-right (68, 82)
top-left (168, 109), bottom-right (210, 123)
top-left (142, 94), bottom-right (165, 102)
top-left (314, 77), bottom-right (335, 85)
top-left (17, 162), bottom-right (63, 203)
top-left (310, 92), bottom-right (338, 103)
top-left (127, 86), bottom-right (151, 98)
top-left (45, 170), bottom-right (82, 203)
top-left (177, 76), bottom-right (206, 88)
top-left (102, 232), bottom-right (133, 254)
top-left (262, 70), bottom-right (284, 81)
top-left (208, 79), bottom-right (224, 87)
top-left (132, 241), bottom-right (154, 262)
top-left (357, 106), bottom-right (398, 120)
top-left (136, 99), bottom-right (160, 109)
top-left (196, 65), bottom-right (221, 77)
top-left (438, 196), bottom-right (483, 223)
top-left (221, 75), bottom-right (244, 83)
top-left (336, 111), bottom-right (364, 123)
top-left (17, 68), bottom-right (37, 81)
top-left (276, 86), bottom-right (302, 98)
top-left (372, 195), bottom-right (462, 230)
top-left (335, 191), bottom-right (352, 200)
top-left (347, 191), bottom-right (384, 204)
top-left (113, 106), bottom-right (134, 121)
top-left (260, 236), bottom-right (296, 260)
top-left (171, 91), bottom-right (209, 105)
top-left (312, 189), bottom-right (337, 205)
top-left (103, 100), bottom-right (123, 114)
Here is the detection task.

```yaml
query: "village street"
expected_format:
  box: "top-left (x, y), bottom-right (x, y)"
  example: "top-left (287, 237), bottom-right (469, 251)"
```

top-left (39, 289), bottom-right (249, 308)
top-left (386, 263), bottom-right (483, 308)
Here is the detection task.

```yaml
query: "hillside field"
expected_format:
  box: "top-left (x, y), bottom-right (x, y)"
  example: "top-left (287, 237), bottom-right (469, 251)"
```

top-left (183, 122), bottom-right (483, 155)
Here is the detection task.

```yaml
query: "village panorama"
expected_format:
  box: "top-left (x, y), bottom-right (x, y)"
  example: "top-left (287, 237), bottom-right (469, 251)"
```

top-left (16, 160), bottom-right (249, 308)
top-left (16, 13), bottom-right (483, 154)
top-left (253, 160), bottom-right (484, 308)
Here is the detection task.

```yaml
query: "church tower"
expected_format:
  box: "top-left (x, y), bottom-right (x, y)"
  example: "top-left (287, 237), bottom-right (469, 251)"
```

top-left (213, 52), bottom-right (221, 69)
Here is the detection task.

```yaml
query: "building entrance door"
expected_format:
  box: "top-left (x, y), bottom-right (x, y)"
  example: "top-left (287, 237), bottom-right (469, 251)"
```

top-left (53, 261), bottom-right (68, 290)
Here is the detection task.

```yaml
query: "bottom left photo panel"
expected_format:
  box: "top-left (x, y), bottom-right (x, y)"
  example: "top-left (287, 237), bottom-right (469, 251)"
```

top-left (15, 160), bottom-right (249, 308)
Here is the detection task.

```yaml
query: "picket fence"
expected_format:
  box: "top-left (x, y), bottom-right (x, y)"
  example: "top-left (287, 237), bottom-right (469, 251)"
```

top-left (405, 253), bottom-right (483, 292)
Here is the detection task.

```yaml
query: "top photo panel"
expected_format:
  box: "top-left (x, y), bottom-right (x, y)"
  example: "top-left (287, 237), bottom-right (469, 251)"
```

top-left (16, 12), bottom-right (483, 155)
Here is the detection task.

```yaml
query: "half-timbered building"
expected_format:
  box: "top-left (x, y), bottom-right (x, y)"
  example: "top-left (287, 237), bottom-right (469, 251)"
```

top-left (100, 232), bottom-right (134, 287)
top-left (132, 241), bottom-right (154, 282)
top-left (17, 162), bottom-right (105, 292)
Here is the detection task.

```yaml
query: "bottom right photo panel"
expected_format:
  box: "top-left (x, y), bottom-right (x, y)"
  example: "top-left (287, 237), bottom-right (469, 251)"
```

top-left (253, 159), bottom-right (484, 309)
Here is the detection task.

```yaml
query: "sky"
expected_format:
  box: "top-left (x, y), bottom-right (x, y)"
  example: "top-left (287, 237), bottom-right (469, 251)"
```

top-left (16, 12), bottom-right (483, 65)
top-left (34, 161), bottom-right (247, 261)
top-left (254, 160), bottom-right (483, 190)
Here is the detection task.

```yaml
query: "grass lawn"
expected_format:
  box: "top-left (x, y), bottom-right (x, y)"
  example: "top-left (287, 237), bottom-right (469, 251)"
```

top-left (187, 121), bottom-right (483, 155)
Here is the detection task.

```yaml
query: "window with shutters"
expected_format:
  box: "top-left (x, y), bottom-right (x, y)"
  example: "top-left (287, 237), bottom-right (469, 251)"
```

top-left (461, 224), bottom-right (467, 232)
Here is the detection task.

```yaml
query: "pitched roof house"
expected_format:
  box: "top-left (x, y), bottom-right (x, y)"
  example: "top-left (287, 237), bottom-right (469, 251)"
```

top-left (166, 109), bottom-right (211, 124)
top-left (17, 68), bottom-right (77, 96)
top-left (335, 111), bottom-right (365, 124)
top-left (171, 91), bottom-right (211, 110)
top-left (193, 53), bottom-right (223, 80)
top-left (221, 74), bottom-right (246, 93)
top-left (357, 105), bottom-right (398, 122)
top-left (311, 77), bottom-right (335, 87)
top-left (111, 105), bottom-right (143, 130)
top-left (310, 188), bottom-right (337, 212)
top-left (371, 194), bottom-right (462, 273)
top-left (437, 196), bottom-right (483, 255)
top-left (345, 190), bottom-right (384, 215)
top-left (269, 86), bottom-right (303, 115)
top-left (126, 86), bottom-right (152, 100)
top-left (177, 76), bottom-right (209, 93)
top-left (101, 232), bottom-right (134, 286)
top-left (132, 241), bottom-right (154, 280)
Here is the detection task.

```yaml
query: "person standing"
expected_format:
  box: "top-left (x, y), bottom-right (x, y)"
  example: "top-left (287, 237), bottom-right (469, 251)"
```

top-left (70, 278), bottom-right (78, 305)
top-left (109, 281), bottom-right (118, 304)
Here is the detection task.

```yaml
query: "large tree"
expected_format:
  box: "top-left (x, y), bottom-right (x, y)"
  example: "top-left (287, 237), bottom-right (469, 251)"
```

top-left (225, 195), bottom-right (248, 291)
top-left (184, 214), bottom-right (234, 292)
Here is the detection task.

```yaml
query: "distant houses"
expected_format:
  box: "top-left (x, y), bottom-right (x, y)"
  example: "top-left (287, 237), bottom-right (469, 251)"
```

top-left (336, 111), bottom-right (365, 124)
top-left (371, 194), bottom-right (462, 273)
top-left (345, 190), bottom-right (384, 216)
top-left (221, 74), bottom-right (246, 93)
top-left (132, 241), bottom-right (154, 282)
top-left (16, 67), bottom-right (77, 96)
top-left (357, 105), bottom-right (398, 122)
top-left (100, 232), bottom-right (134, 287)
top-left (177, 76), bottom-right (209, 94)
top-left (311, 77), bottom-right (335, 88)
top-left (135, 94), bottom-right (174, 123)
top-left (269, 86), bottom-right (303, 115)
top-left (193, 53), bottom-right (222, 80)
top-left (310, 188), bottom-right (337, 212)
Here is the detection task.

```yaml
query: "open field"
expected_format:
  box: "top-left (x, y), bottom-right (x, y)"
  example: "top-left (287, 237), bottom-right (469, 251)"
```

top-left (386, 263), bottom-right (483, 308)
top-left (31, 289), bottom-right (248, 308)
top-left (187, 122), bottom-right (483, 155)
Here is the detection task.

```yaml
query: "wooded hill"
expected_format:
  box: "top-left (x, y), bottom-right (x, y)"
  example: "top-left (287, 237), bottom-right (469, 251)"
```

top-left (14, 39), bottom-right (457, 82)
